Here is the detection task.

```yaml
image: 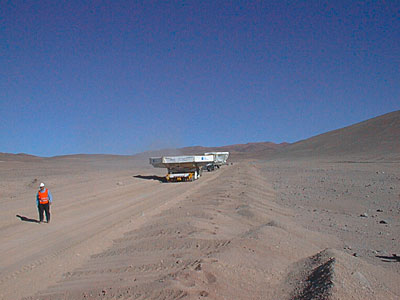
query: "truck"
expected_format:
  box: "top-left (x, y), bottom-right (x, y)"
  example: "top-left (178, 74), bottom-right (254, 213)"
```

top-left (203, 152), bottom-right (230, 171)
top-left (149, 155), bottom-right (214, 182)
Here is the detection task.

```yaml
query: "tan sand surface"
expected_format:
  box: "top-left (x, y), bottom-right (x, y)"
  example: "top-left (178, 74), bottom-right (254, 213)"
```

top-left (0, 155), bottom-right (399, 299)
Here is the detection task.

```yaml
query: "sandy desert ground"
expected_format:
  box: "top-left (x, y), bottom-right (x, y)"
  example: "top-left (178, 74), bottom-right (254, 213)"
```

top-left (0, 151), bottom-right (399, 300)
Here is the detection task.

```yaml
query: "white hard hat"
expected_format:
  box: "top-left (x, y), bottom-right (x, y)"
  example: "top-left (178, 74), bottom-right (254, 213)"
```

top-left (39, 183), bottom-right (45, 187)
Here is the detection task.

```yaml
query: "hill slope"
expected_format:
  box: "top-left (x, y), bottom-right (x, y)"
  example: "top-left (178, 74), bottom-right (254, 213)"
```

top-left (271, 110), bottom-right (400, 161)
top-left (0, 153), bottom-right (42, 162)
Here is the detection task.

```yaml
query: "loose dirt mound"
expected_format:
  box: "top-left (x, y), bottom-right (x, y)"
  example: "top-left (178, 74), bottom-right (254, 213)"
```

top-left (284, 247), bottom-right (400, 300)
top-left (286, 249), bottom-right (335, 300)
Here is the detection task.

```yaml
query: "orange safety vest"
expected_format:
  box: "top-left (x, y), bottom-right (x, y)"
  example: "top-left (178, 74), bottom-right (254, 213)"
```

top-left (38, 188), bottom-right (49, 204)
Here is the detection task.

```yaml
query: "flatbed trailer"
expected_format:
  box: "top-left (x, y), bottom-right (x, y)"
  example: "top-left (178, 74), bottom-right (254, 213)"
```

top-left (149, 155), bottom-right (214, 182)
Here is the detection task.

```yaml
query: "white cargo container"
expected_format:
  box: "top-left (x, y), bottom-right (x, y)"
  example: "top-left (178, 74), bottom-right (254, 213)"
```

top-left (204, 152), bottom-right (229, 165)
top-left (149, 155), bottom-right (214, 182)
top-left (203, 152), bottom-right (230, 171)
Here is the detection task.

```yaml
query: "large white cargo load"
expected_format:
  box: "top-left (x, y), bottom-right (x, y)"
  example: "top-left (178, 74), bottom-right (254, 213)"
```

top-left (204, 152), bottom-right (229, 165)
top-left (149, 155), bottom-right (214, 182)
top-left (149, 155), bottom-right (214, 168)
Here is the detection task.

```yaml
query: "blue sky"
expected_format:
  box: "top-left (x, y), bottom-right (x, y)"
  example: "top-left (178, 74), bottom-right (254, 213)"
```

top-left (1, 1), bottom-right (399, 157)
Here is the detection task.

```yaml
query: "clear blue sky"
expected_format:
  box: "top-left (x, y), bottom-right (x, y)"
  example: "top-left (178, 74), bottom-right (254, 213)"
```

top-left (1, 1), bottom-right (399, 157)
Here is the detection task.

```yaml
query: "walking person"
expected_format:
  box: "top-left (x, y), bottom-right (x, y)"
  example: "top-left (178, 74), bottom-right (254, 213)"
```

top-left (37, 182), bottom-right (52, 223)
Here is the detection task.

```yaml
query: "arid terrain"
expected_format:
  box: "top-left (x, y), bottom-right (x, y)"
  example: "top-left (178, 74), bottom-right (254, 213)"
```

top-left (0, 111), bottom-right (399, 299)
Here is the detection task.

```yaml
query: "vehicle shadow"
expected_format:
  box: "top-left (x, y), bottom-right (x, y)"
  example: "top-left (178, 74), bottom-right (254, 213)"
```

top-left (16, 214), bottom-right (39, 223)
top-left (376, 255), bottom-right (400, 262)
top-left (133, 175), bottom-right (167, 183)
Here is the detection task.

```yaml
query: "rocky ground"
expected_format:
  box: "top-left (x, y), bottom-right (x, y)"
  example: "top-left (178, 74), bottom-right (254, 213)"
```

top-left (259, 159), bottom-right (400, 275)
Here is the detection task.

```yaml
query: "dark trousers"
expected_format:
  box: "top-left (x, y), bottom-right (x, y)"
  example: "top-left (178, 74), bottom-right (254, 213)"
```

top-left (38, 203), bottom-right (50, 222)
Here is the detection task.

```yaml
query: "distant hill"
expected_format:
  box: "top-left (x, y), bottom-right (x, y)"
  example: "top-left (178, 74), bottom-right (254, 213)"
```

top-left (137, 111), bottom-right (400, 162)
top-left (270, 110), bottom-right (400, 161)
top-left (0, 153), bottom-right (42, 162)
top-left (180, 142), bottom-right (289, 154)
top-left (49, 154), bottom-right (134, 161)
top-left (2, 111), bottom-right (398, 163)
top-left (134, 142), bottom-right (289, 161)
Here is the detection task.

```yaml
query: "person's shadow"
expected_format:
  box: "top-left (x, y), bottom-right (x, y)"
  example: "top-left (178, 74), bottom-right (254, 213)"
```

top-left (133, 175), bottom-right (167, 183)
top-left (16, 215), bottom-right (39, 223)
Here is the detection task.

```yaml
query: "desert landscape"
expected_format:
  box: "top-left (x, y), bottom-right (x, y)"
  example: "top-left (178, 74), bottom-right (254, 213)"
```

top-left (0, 111), bottom-right (399, 300)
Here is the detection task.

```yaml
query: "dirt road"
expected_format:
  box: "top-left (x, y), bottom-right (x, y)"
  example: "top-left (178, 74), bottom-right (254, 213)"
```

top-left (0, 159), bottom-right (219, 299)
